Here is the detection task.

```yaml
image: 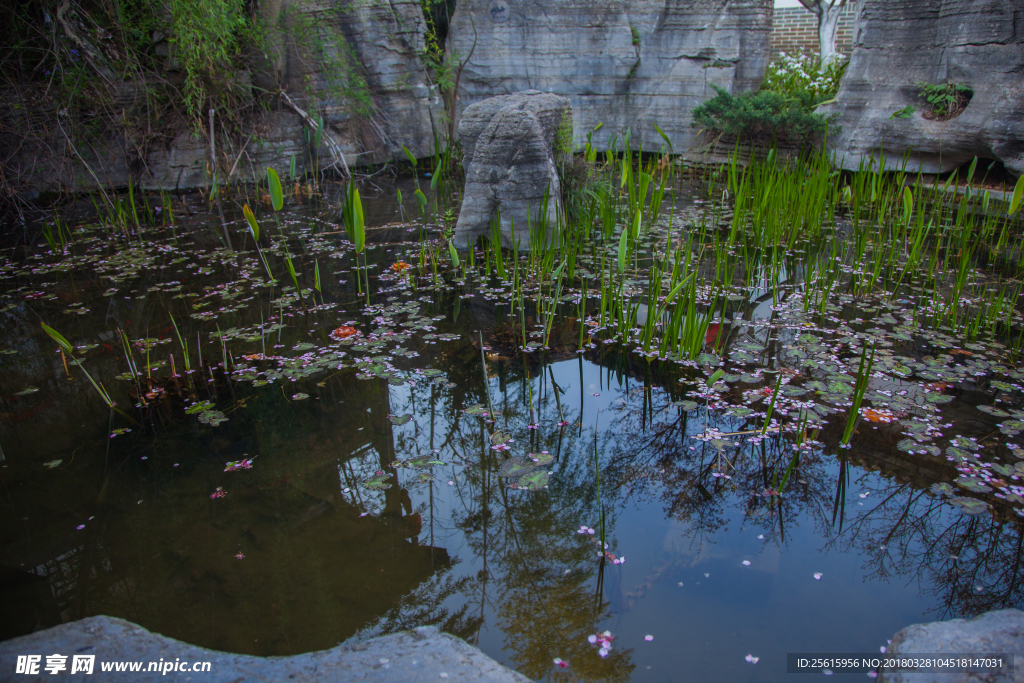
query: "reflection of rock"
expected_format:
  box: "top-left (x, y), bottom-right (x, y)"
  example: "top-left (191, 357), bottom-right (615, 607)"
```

top-left (454, 91), bottom-right (570, 250)
top-left (0, 565), bottom-right (63, 641)
top-left (826, 0), bottom-right (1024, 175)
top-left (0, 617), bottom-right (531, 682)
top-left (881, 609), bottom-right (1024, 683)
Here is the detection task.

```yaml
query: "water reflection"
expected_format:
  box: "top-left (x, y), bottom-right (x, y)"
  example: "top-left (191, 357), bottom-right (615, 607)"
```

top-left (2, 187), bottom-right (1024, 682)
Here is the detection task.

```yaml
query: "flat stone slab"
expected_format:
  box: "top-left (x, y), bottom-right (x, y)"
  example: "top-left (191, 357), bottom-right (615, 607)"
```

top-left (880, 609), bottom-right (1024, 683)
top-left (0, 616), bottom-right (532, 682)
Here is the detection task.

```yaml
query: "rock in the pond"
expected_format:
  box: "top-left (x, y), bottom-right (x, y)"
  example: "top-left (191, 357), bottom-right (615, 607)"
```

top-left (879, 609), bottom-right (1024, 683)
top-left (826, 0), bottom-right (1024, 176)
top-left (454, 91), bottom-right (570, 250)
top-left (0, 616), bottom-right (531, 682)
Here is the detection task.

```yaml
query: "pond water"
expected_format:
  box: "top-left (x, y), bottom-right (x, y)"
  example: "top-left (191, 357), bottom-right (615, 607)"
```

top-left (1, 167), bottom-right (1023, 682)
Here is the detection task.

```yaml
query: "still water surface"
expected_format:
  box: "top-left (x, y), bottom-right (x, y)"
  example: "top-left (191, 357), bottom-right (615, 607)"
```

top-left (0, 179), bottom-right (1021, 681)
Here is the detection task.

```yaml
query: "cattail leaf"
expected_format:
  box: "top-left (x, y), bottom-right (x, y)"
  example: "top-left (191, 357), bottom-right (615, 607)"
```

top-left (242, 203), bottom-right (259, 241)
top-left (41, 323), bottom-right (73, 354)
top-left (267, 168), bottom-right (284, 211)
top-left (1010, 173), bottom-right (1024, 215)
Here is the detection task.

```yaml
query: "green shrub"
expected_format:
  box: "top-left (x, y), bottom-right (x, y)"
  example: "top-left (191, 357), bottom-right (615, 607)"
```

top-left (692, 86), bottom-right (838, 148)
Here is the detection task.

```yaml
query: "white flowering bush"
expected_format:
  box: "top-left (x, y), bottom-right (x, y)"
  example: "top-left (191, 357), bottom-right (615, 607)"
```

top-left (762, 52), bottom-right (847, 102)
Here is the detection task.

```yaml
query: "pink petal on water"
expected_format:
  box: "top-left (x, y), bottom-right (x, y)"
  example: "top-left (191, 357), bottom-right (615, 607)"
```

top-left (814, 572), bottom-right (823, 580)
top-left (742, 560), bottom-right (751, 566)
top-left (644, 635), bottom-right (654, 642)
top-left (76, 525), bottom-right (85, 530)
top-left (588, 634), bottom-right (598, 644)
top-left (745, 654), bottom-right (759, 664)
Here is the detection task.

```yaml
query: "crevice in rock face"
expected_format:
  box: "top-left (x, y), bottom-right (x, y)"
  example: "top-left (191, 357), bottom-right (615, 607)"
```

top-left (422, 0), bottom-right (458, 48)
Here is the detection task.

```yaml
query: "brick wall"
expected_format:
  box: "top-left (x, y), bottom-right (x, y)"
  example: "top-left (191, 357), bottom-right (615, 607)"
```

top-left (770, 3), bottom-right (858, 60)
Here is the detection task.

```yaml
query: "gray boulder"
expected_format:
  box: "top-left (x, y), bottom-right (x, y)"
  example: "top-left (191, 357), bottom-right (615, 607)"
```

top-left (880, 609), bottom-right (1024, 683)
top-left (454, 91), bottom-right (570, 250)
top-left (0, 616), bottom-right (531, 683)
top-left (826, 0), bottom-right (1024, 176)
top-left (447, 0), bottom-right (773, 155)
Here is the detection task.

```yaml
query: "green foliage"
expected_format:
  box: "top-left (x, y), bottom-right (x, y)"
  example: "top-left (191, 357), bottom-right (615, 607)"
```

top-left (761, 52), bottom-right (847, 101)
top-left (169, 0), bottom-right (249, 119)
top-left (554, 108), bottom-right (574, 162)
top-left (890, 105), bottom-right (916, 119)
top-left (630, 25), bottom-right (641, 48)
top-left (266, 168), bottom-right (284, 212)
top-left (421, 26), bottom-right (457, 95)
top-left (916, 81), bottom-right (973, 119)
top-left (692, 86), bottom-right (838, 147)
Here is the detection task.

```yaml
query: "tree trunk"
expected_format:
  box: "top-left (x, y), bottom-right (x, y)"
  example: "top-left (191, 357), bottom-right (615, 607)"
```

top-left (818, 1), bottom-right (845, 61)
top-left (799, 0), bottom-right (849, 61)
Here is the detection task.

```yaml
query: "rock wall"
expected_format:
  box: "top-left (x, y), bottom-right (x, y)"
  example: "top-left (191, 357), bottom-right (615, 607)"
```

top-left (826, 0), bottom-right (1024, 176)
top-left (3, 0), bottom-right (443, 196)
top-left (272, 0), bottom-right (443, 165)
top-left (446, 0), bottom-right (773, 154)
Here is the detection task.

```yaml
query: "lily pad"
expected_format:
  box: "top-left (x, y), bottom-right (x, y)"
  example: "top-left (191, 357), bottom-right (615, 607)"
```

top-left (389, 414), bottom-right (413, 426)
top-left (362, 472), bottom-right (393, 491)
top-left (948, 497), bottom-right (989, 516)
top-left (490, 430), bottom-right (513, 446)
top-left (726, 406), bottom-right (755, 418)
top-left (529, 452), bottom-right (554, 466)
top-left (518, 469), bottom-right (549, 491)
top-left (499, 456), bottom-right (535, 478)
top-left (955, 477), bottom-right (991, 493)
top-left (407, 454), bottom-right (445, 468)
top-left (185, 401), bottom-right (213, 415)
top-left (999, 419), bottom-right (1024, 436)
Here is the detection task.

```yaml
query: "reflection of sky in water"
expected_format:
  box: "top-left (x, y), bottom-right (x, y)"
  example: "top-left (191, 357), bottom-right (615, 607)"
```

top-left (346, 355), bottom-right (1019, 682)
top-left (3, 183), bottom-right (1023, 682)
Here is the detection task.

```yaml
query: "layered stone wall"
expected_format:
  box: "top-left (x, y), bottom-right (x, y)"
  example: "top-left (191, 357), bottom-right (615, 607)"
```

top-left (826, 0), bottom-right (1024, 176)
top-left (447, 0), bottom-right (773, 154)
